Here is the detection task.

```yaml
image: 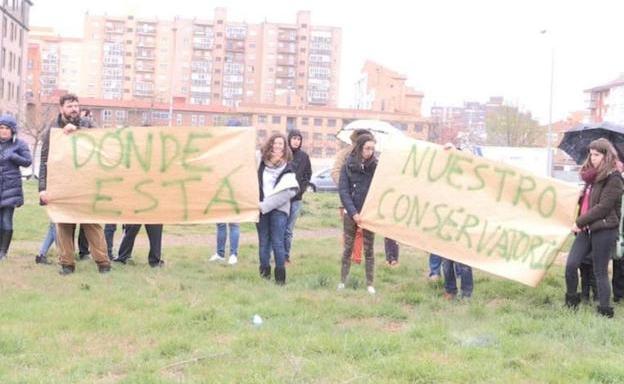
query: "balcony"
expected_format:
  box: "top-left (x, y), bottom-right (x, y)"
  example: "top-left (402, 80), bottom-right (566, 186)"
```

top-left (276, 68), bottom-right (295, 78)
top-left (136, 26), bottom-right (157, 35)
top-left (278, 32), bottom-right (297, 42)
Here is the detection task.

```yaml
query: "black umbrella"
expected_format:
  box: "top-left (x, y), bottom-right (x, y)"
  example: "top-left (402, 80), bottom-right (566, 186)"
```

top-left (558, 122), bottom-right (624, 164)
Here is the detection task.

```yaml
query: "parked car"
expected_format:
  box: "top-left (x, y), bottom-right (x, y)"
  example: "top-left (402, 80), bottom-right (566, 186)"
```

top-left (308, 167), bottom-right (337, 192)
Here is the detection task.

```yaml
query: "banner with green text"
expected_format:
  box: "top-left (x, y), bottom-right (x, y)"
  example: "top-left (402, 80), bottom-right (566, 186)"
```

top-left (46, 126), bottom-right (259, 224)
top-left (360, 138), bottom-right (578, 286)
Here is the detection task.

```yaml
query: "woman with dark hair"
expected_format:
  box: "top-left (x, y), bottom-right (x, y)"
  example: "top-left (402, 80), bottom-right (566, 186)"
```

top-left (0, 115), bottom-right (32, 260)
top-left (257, 133), bottom-right (299, 284)
top-left (337, 134), bottom-right (378, 294)
top-left (565, 138), bottom-right (623, 317)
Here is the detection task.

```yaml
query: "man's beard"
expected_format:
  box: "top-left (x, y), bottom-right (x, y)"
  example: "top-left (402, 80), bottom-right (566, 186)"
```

top-left (63, 112), bottom-right (80, 125)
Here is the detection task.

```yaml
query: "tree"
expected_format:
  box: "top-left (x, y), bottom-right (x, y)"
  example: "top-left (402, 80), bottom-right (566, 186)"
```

top-left (20, 103), bottom-right (57, 178)
top-left (485, 105), bottom-right (545, 147)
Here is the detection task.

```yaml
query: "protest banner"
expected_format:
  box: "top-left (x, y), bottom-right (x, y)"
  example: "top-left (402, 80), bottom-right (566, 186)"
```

top-left (359, 138), bottom-right (578, 286)
top-left (45, 126), bottom-right (259, 224)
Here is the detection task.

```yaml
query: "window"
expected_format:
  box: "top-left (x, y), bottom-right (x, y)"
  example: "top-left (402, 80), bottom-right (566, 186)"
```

top-left (314, 118), bottom-right (322, 126)
top-left (191, 115), bottom-right (197, 126)
top-left (257, 129), bottom-right (267, 138)
top-left (198, 115), bottom-right (206, 126)
top-left (301, 117), bottom-right (309, 125)
top-left (271, 115), bottom-right (281, 124)
top-left (115, 110), bottom-right (126, 120)
top-left (176, 113), bottom-right (183, 126)
top-left (258, 114), bottom-right (267, 123)
top-left (313, 133), bottom-right (323, 141)
top-left (325, 133), bottom-right (335, 141)
top-left (103, 110), bottom-right (113, 121)
top-left (327, 119), bottom-right (336, 127)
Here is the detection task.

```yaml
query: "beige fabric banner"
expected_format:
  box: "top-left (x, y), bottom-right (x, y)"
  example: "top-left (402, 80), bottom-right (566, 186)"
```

top-left (46, 126), bottom-right (259, 224)
top-left (359, 138), bottom-right (578, 286)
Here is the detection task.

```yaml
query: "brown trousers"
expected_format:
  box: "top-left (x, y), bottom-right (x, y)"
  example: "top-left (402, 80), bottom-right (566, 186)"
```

top-left (56, 223), bottom-right (110, 268)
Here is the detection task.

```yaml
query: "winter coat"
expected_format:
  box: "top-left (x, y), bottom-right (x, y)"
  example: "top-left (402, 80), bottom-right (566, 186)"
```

top-left (258, 161), bottom-right (299, 216)
top-left (0, 115), bottom-right (33, 207)
top-left (287, 129), bottom-right (312, 201)
top-left (339, 154), bottom-right (378, 218)
top-left (577, 171), bottom-right (624, 232)
top-left (39, 114), bottom-right (95, 192)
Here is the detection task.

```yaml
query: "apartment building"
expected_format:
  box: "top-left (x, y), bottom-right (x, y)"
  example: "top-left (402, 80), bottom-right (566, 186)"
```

top-left (354, 61), bottom-right (423, 115)
top-left (585, 74), bottom-right (624, 124)
top-left (32, 8), bottom-right (341, 109)
top-left (0, 0), bottom-right (32, 118)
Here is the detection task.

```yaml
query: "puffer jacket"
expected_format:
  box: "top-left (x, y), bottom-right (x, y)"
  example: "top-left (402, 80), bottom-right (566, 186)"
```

top-left (0, 115), bottom-right (33, 207)
top-left (576, 171), bottom-right (624, 232)
top-left (338, 153), bottom-right (377, 218)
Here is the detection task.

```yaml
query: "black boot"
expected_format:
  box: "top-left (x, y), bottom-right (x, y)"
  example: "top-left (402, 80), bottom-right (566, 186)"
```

top-left (274, 266), bottom-right (286, 285)
top-left (35, 254), bottom-right (53, 265)
top-left (565, 293), bottom-right (581, 309)
top-left (259, 265), bottom-right (271, 279)
top-left (597, 306), bottom-right (614, 318)
top-left (0, 230), bottom-right (13, 260)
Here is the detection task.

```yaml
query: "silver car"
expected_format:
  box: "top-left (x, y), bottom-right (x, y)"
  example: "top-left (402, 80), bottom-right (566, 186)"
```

top-left (308, 167), bottom-right (338, 192)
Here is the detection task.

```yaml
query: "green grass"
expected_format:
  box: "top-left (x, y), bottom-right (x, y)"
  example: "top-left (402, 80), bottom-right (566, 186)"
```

top-left (1, 181), bottom-right (623, 383)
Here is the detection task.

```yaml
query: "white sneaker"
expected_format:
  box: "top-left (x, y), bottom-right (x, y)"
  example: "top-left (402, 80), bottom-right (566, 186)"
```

top-left (209, 254), bottom-right (225, 262)
top-left (228, 254), bottom-right (238, 265)
top-left (337, 283), bottom-right (345, 290)
top-left (367, 286), bottom-right (376, 295)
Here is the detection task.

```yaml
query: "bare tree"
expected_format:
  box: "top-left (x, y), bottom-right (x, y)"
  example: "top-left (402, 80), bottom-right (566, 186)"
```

top-left (485, 105), bottom-right (545, 147)
top-left (20, 103), bottom-right (56, 178)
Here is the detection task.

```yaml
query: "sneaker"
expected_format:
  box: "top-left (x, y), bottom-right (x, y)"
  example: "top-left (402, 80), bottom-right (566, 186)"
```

top-left (35, 254), bottom-right (53, 265)
top-left (367, 286), bottom-right (376, 295)
top-left (98, 265), bottom-right (111, 274)
top-left (112, 257), bottom-right (127, 264)
top-left (58, 265), bottom-right (75, 275)
top-left (337, 283), bottom-right (345, 290)
top-left (228, 254), bottom-right (238, 265)
top-left (209, 254), bottom-right (225, 262)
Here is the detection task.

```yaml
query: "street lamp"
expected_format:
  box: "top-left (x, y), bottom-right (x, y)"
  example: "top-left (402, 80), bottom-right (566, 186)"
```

top-left (541, 30), bottom-right (554, 177)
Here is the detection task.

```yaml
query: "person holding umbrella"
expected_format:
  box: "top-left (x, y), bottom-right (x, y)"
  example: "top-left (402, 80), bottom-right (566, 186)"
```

top-left (564, 138), bottom-right (623, 318)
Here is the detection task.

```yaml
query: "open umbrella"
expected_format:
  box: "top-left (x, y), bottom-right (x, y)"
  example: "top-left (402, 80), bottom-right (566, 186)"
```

top-left (558, 122), bottom-right (624, 164)
top-left (336, 119), bottom-right (405, 152)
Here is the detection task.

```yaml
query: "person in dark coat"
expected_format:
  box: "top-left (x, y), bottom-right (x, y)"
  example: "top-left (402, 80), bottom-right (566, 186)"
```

top-left (284, 128), bottom-right (312, 263)
top-left (337, 134), bottom-right (378, 294)
top-left (0, 114), bottom-right (32, 260)
top-left (565, 138), bottom-right (624, 318)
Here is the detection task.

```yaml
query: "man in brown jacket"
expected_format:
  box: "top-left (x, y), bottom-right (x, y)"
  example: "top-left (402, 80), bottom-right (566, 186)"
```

top-left (39, 94), bottom-right (112, 275)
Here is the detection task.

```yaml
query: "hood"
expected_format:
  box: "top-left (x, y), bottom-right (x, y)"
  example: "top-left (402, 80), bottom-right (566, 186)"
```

top-left (288, 128), bottom-right (303, 150)
top-left (0, 114), bottom-right (17, 135)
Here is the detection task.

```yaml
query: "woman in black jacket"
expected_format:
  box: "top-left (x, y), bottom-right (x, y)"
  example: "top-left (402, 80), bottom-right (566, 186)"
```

top-left (0, 115), bottom-right (32, 260)
top-left (338, 134), bottom-right (377, 294)
top-left (565, 138), bottom-right (623, 317)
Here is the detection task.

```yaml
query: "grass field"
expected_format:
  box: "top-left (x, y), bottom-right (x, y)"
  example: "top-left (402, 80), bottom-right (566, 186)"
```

top-left (1, 181), bottom-right (623, 383)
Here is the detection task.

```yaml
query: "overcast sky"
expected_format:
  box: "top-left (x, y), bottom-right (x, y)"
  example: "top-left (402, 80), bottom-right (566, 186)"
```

top-left (30, 0), bottom-right (624, 124)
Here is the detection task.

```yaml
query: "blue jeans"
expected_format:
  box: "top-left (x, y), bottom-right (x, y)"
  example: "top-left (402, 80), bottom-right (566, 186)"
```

top-left (429, 253), bottom-right (443, 276)
top-left (39, 222), bottom-right (56, 256)
top-left (257, 210), bottom-right (288, 269)
top-left (443, 259), bottom-right (473, 297)
top-left (284, 200), bottom-right (302, 260)
top-left (0, 207), bottom-right (15, 230)
top-left (216, 223), bottom-right (240, 257)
